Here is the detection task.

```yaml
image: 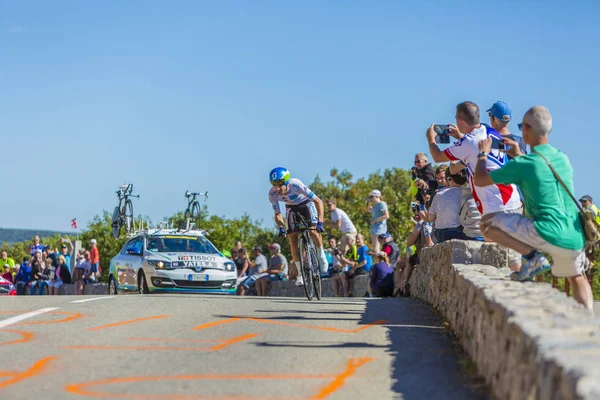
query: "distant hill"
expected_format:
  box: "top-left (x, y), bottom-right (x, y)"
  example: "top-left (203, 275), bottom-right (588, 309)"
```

top-left (0, 228), bottom-right (73, 245)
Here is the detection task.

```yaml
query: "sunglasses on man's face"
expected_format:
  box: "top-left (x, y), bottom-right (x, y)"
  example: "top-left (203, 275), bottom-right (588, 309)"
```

top-left (271, 180), bottom-right (286, 187)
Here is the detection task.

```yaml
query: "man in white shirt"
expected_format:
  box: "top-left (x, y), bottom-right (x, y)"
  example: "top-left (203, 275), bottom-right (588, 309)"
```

top-left (425, 101), bottom-right (522, 217)
top-left (325, 198), bottom-right (358, 254)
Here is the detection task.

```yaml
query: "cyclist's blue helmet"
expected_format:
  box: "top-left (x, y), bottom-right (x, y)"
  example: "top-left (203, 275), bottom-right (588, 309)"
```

top-left (269, 167), bottom-right (291, 187)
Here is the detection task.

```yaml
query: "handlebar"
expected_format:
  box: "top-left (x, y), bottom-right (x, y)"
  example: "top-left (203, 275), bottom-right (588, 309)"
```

top-left (185, 190), bottom-right (208, 200)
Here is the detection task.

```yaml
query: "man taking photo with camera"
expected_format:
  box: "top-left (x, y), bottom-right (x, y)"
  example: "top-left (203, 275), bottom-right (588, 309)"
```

top-left (426, 101), bottom-right (522, 218)
top-left (474, 105), bottom-right (593, 311)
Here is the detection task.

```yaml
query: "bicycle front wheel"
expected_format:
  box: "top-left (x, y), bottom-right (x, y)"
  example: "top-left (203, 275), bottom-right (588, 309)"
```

top-left (299, 234), bottom-right (314, 301)
top-left (111, 206), bottom-right (122, 239)
top-left (124, 199), bottom-right (134, 233)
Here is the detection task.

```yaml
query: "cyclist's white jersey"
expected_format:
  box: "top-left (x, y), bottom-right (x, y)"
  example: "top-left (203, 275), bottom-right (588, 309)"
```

top-left (269, 178), bottom-right (316, 214)
top-left (443, 124), bottom-right (521, 216)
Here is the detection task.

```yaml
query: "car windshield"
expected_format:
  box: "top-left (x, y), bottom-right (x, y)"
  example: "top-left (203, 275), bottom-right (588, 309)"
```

top-left (146, 235), bottom-right (219, 255)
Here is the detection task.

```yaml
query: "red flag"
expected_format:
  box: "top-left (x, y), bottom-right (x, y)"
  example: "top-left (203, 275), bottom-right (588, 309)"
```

top-left (71, 218), bottom-right (78, 229)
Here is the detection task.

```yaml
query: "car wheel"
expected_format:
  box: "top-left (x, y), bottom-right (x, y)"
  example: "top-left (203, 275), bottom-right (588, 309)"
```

top-left (108, 275), bottom-right (118, 295)
top-left (138, 271), bottom-right (149, 295)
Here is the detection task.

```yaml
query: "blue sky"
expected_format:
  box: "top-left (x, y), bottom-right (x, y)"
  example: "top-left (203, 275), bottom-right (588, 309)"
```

top-left (1, 1), bottom-right (599, 231)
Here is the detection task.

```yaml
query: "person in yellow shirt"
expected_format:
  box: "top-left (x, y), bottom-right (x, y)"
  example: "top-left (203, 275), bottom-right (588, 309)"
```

top-left (579, 195), bottom-right (600, 225)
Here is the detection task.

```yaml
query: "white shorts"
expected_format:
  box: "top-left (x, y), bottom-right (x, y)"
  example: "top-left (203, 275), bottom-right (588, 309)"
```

top-left (48, 280), bottom-right (63, 288)
top-left (490, 212), bottom-right (586, 277)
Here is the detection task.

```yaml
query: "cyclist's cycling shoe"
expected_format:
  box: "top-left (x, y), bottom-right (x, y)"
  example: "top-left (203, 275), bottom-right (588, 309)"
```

top-left (318, 248), bottom-right (329, 273)
top-left (510, 252), bottom-right (551, 281)
top-left (295, 276), bottom-right (304, 287)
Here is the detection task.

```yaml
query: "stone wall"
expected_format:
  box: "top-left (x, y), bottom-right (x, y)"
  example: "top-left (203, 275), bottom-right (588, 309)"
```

top-left (269, 275), bottom-right (370, 297)
top-left (409, 240), bottom-right (600, 400)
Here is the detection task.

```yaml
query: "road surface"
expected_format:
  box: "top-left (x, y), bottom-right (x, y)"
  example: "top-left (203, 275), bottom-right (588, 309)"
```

top-left (0, 295), bottom-right (487, 399)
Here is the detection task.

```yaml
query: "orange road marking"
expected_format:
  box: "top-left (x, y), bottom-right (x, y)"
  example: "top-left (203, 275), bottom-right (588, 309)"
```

top-left (209, 334), bottom-right (259, 351)
top-left (87, 315), bottom-right (168, 331)
top-left (243, 317), bottom-right (387, 333)
top-left (191, 317), bottom-right (239, 330)
top-left (66, 375), bottom-right (333, 399)
top-left (0, 330), bottom-right (34, 346)
top-left (0, 356), bottom-right (55, 391)
top-left (62, 334), bottom-right (259, 352)
top-left (311, 357), bottom-right (373, 399)
top-left (64, 357), bottom-right (373, 399)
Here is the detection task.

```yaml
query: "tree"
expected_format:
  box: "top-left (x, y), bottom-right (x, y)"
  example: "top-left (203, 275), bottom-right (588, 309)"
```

top-left (310, 167), bottom-right (414, 249)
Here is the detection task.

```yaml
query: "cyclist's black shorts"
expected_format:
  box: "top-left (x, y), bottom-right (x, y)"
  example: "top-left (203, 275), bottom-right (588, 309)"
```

top-left (286, 201), bottom-right (318, 234)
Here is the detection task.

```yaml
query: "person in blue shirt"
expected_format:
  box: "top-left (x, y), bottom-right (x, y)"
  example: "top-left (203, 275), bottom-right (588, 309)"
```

top-left (15, 257), bottom-right (32, 295)
top-left (340, 234), bottom-right (373, 296)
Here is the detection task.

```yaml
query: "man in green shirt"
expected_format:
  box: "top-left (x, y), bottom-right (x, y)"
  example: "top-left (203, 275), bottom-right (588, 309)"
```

top-left (474, 105), bottom-right (592, 311)
top-left (1, 251), bottom-right (15, 269)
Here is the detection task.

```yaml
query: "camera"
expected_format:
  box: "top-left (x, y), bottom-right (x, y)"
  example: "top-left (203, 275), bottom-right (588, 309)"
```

top-left (410, 201), bottom-right (421, 213)
top-left (333, 248), bottom-right (342, 256)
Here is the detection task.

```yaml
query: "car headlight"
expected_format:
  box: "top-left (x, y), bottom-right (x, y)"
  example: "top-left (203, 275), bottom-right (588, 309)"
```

top-left (224, 262), bottom-right (236, 272)
top-left (148, 260), bottom-right (171, 269)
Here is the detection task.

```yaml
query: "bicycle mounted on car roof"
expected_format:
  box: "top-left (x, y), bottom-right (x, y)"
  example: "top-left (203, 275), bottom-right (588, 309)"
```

top-left (287, 208), bottom-right (322, 301)
top-left (111, 184), bottom-right (139, 239)
top-left (182, 190), bottom-right (208, 229)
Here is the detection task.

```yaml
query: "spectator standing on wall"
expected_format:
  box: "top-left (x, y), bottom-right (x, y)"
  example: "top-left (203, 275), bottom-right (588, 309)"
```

top-left (325, 198), bottom-right (358, 254)
top-left (427, 101), bottom-right (522, 217)
top-left (29, 236), bottom-right (44, 257)
top-left (474, 106), bottom-right (593, 310)
top-left (368, 190), bottom-right (389, 253)
top-left (90, 239), bottom-right (100, 281)
top-left (56, 238), bottom-right (73, 272)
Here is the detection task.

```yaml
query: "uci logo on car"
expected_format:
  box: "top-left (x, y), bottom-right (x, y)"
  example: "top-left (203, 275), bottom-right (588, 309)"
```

top-left (195, 267), bottom-right (202, 272)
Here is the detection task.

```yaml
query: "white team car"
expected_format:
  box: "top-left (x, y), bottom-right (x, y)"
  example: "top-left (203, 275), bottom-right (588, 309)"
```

top-left (108, 229), bottom-right (237, 295)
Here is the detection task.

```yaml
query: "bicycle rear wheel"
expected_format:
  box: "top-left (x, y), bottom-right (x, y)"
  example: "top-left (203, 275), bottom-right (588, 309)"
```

top-left (124, 199), bottom-right (134, 233)
top-left (190, 201), bottom-right (201, 226)
top-left (111, 206), bottom-right (122, 239)
top-left (299, 234), bottom-right (314, 301)
top-left (309, 246), bottom-right (322, 300)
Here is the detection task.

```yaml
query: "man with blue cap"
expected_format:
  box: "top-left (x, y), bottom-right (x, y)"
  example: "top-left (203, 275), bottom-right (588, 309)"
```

top-left (487, 101), bottom-right (528, 159)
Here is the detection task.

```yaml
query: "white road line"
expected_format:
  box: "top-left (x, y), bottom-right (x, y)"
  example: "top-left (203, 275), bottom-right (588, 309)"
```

top-left (70, 296), bottom-right (114, 304)
top-left (0, 307), bottom-right (60, 329)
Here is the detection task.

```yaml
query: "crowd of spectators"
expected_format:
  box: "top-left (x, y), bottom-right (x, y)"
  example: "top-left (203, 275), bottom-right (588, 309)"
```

top-left (230, 100), bottom-right (596, 311)
top-left (1, 236), bottom-right (101, 296)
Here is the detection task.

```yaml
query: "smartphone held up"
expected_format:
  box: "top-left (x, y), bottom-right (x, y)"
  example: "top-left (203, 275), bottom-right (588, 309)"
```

top-left (433, 124), bottom-right (452, 144)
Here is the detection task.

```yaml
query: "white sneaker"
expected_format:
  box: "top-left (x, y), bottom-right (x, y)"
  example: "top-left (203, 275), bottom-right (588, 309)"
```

top-left (295, 276), bottom-right (304, 287)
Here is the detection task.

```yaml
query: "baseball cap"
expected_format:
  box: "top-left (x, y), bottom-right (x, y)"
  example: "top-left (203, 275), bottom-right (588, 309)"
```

top-left (579, 195), bottom-right (593, 202)
top-left (369, 189), bottom-right (381, 197)
top-left (90, 239), bottom-right (97, 244)
top-left (378, 232), bottom-right (392, 240)
top-left (269, 243), bottom-right (281, 251)
top-left (61, 244), bottom-right (68, 248)
top-left (486, 101), bottom-right (512, 122)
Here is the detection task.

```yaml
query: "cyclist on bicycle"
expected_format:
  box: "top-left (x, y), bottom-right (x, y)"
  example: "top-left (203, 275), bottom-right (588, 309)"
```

top-left (269, 167), bottom-right (329, 287)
